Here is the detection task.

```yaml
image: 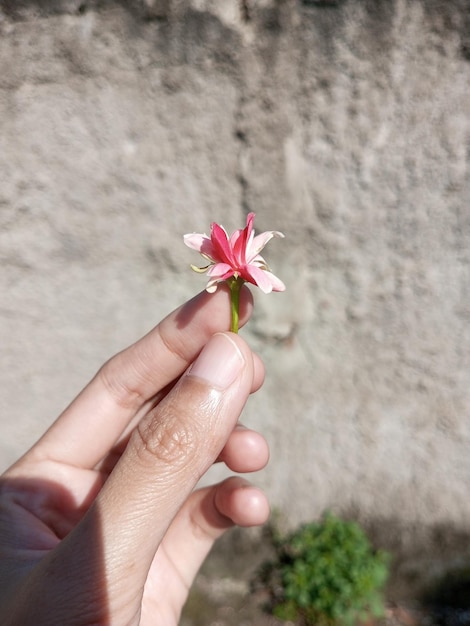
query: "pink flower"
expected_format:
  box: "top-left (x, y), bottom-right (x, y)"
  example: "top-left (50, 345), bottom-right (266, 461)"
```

top-left (184, 212), bottom-right (285, 294)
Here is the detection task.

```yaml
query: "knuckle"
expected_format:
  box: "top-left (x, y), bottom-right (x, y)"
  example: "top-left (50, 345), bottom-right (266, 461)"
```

top-left (130, 378), bottom-right (225, 472)
top-left (97, 356), bottom-right (146, 411)
top-left (158, 325), bottom-right (189, 367)
top-left (134, 407), bottom-right (200, 469)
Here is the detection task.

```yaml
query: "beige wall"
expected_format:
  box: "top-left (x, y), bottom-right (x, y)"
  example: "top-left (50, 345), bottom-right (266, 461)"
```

top-left (1, 0), bottom-right (469, 531)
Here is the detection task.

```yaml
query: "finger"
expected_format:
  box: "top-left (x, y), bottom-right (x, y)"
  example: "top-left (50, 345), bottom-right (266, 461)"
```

top-left (216, 424), bottom-right (270, 473)
top-left (113, 348), bottom-right (265, 455)
top-left (89, 332), bottom-right (258, 615)
top-left (251, 352), bottom-right (265, 392)
top-left (26, 285), bottom-right (254, 470)
top-left (146, 477), bottom-right (270, 615)
top-left (96, 355), bottom-right (265, 477)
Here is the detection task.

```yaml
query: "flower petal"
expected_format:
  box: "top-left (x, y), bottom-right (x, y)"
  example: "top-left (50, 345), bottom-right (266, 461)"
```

top-left (184, 233), bottom-right (217, 261)
top-left (205, 277), bottom-right (222, 293)
top-left (243, 264), bottom-right (276, 294)
top-left (262, 270), bottom-right (286, 292)
top-left (210, 222), bottom-right (234, 265)
top-left (245, 212), bottom-right (256, 235)
top-left (250, 253), bottom-right (268, 268)
top-left (185, 213), bottom-right (285, 296)
top-left (207, 263), bottom-right (234, 280)
top-left (246, 230), bottom-right (285, 261)
top-left (232, 213), bottom-right (256, 265)
top-left (183, 233), bottom-right (207, 251)
top-left (230, 228), bottom-right (245, 264)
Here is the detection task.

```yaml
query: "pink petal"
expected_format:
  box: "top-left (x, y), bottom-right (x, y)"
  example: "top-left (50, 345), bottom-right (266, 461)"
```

top-left (245, 212), bottom-right (255, 235)
top-left (184, 233), bottom-right (217, 260)
top-left (186, 213), bottom-right (285, 295)
top-left (230, 228), bottom-right (245, 265)
top-left (243, 264), bottom-right (286, 293)
top-left (210, 222), bottom-right (234, 265)
top-left (183, 233), bottom-right (207, 251)
top-left (207, 263), bottom-right (234, 279)
top-left (243, 264), bottom-right (276, 294)
top-left (231, 212), bottom-right (256, 265)
top-left (262, 270), bottom-right (286, 292)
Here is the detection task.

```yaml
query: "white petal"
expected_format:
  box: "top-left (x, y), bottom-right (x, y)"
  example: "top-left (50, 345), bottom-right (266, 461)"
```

top-left (246, 230), bottom-right (285, 261)
top-left (184, 233), bottom-right (209, 251)
top-left (205, 278), bottom-right (221, 293)
top-left (263, 270), bottom-right (286, 292)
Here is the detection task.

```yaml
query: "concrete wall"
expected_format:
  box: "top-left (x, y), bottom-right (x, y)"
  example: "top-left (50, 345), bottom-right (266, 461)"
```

top-left (1, 0), bottom-right (469, 533)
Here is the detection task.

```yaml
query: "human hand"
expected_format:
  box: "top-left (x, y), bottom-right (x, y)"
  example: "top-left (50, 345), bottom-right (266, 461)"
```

top-left (0, 286), bottom-right (270, 625)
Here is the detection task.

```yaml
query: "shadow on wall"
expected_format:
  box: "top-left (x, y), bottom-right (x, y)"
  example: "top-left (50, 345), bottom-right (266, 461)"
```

top-left (0, 0), bottom-right (172, 21)
top-left (0, 0), bottom-right (348, 21)
top-left (2, 0), bottom-right (469, 64)
top-left (361, 514), bottom-right (470, 605)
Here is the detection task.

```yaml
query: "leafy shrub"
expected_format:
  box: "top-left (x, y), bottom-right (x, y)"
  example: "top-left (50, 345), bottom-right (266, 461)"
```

top-left (255, 512), bottom-right (390, 625)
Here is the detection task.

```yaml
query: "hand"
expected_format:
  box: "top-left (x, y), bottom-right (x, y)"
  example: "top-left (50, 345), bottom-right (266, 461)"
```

top-left (0, 286), bottom-right (270, 625)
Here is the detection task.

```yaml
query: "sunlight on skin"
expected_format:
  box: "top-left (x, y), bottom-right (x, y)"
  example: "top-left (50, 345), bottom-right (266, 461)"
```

top-left (0, 287), bottom-right (270, 626)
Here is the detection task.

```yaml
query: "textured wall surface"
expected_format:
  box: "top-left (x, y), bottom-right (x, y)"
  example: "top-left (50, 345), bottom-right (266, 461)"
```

top-left (1, 0), bottom-right (469, 538)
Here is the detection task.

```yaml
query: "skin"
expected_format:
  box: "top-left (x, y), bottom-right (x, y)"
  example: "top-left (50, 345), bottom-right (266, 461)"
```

top-left (0, 285), bottom-right (270, 625)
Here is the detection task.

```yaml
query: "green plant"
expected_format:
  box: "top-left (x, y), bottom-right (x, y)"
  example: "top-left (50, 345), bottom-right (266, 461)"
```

top-left (255, 512), bottom-right (390, 625)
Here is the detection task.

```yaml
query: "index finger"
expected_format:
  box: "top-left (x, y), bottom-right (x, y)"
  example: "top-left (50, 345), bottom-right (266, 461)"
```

top-left (23, 285), bottom-right (254, 469)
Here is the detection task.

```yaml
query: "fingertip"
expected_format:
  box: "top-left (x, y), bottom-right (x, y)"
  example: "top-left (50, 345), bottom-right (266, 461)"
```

top-left (218, 425), bottom-right (270, 473)
top-left (173, 283), bottom-right (254, 335)
top-left (214, 477), bottom-right (270, 527)
top-left (194, 283), bottom-right (254, 330)
top-left (236, 486), bottom-right (271, 527)
top-left (155, 478), bottom-right (270, 592)
top-left (251, 352), bottom-right (265, 392)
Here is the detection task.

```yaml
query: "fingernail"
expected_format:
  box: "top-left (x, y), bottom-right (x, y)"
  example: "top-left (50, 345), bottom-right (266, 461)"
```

top-left (189, 333), bottom-right (244, 389)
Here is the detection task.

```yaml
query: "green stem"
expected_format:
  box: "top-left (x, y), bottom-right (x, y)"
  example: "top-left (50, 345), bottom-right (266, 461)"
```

top-left (229, 277), bottom-right (244, 333)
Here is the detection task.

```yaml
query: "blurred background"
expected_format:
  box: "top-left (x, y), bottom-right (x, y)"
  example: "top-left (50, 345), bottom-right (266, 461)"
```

top-left (1, 0), bottom-right (469, 621)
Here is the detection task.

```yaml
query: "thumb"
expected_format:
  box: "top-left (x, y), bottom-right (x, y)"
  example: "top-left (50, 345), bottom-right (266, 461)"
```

top-left (95, 332), bottom-right (254, 615)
